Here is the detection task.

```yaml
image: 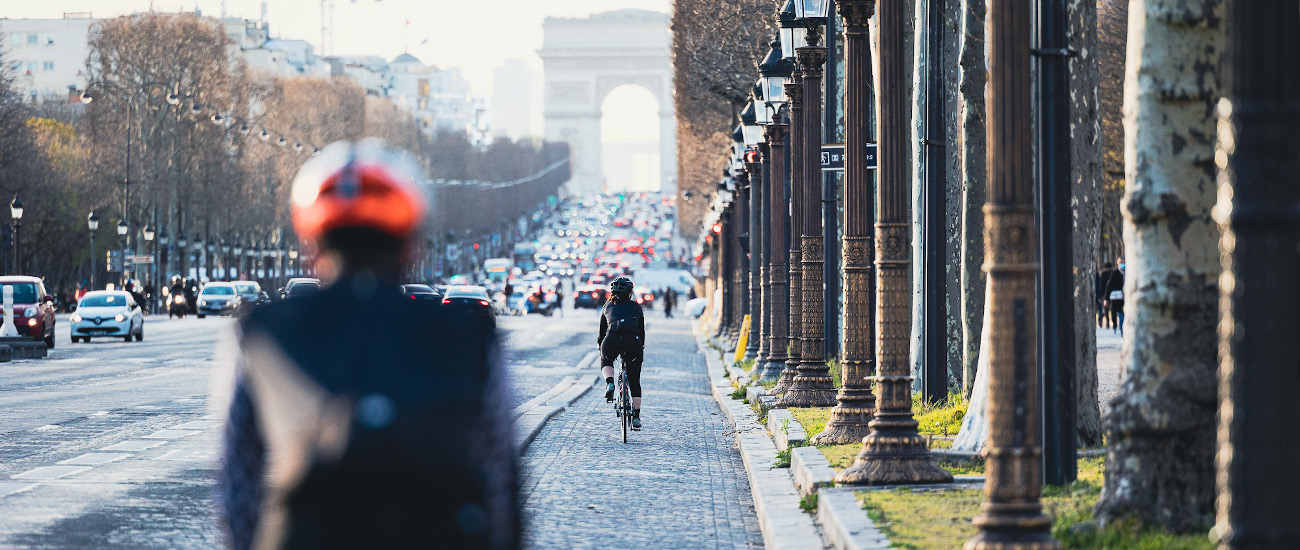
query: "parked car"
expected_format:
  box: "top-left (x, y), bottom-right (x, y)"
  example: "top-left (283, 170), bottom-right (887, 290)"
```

top-left (69, 290), bottom-right (144, 343)
top-left (573, 285), bottom-right (608, 309)
top-left (196, 282), bottom-right (238, 318)
top-left (440, 285), bottom-right (495, 321)
top-left (0, 276), bottom-right (57, 347)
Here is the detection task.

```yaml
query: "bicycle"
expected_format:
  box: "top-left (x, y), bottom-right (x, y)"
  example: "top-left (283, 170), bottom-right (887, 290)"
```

top-left (613, 358), bottom-right (633, 443)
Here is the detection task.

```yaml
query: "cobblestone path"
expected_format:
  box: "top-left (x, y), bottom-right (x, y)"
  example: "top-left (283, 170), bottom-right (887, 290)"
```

top-left (521, 317), bottom-right (763, 549)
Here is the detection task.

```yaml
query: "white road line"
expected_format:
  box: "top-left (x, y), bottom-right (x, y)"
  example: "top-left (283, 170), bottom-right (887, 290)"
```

top-left (57, 452), bottom-right (131, 466)
top-left (12, 466), bottom-right (93, 480)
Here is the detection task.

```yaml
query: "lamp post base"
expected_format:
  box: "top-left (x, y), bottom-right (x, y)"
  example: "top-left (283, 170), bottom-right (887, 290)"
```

top-left (779, 370), bottom-right (837, 408)
top-left (963, 515), bottom-right (1058, 550)
top-left (810, 383), bottom-right (874, 444)
top-left (835, 421), bottom-right (952, 485)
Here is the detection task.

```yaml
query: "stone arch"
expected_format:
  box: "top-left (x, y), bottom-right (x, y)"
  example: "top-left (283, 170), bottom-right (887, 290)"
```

top-left (539, 9), bottom-right (676, 195)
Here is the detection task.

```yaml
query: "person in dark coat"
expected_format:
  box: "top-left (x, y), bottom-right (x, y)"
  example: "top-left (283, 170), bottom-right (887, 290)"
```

top-left (217, 140), bottom-right (518, 550)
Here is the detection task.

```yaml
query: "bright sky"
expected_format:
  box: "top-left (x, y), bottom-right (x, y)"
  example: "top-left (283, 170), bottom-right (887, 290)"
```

top-left (8, 0), bottom-right (672, 97)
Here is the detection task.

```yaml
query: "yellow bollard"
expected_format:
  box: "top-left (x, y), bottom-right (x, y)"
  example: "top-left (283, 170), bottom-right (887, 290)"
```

top-left (733, 314), bottom-right (750, 364)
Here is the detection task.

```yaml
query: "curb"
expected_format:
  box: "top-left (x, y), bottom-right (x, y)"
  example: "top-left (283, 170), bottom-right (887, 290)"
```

top-left (790, 447), bottom-right (834, 497)
top-left (817, 488), bottom-right (892, 550)
top-left (767, 409), bottom-right (808, 451)
top-left (514, 351), bottom-right (599, 450)
top-left (696, 329), bottom-right (825, 550)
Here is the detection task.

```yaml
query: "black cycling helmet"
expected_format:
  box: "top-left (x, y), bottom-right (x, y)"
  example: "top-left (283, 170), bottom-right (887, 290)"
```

top-left (610, 276), bottom-right (634, 296)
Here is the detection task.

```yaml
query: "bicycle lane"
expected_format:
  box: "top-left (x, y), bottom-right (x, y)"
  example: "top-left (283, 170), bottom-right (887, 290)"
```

top-left (520, 316), bottom-right (764, 549)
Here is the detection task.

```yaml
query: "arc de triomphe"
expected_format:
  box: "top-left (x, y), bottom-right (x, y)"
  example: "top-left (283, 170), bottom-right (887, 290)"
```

top-left (539, 9), bottom-right (676, 195)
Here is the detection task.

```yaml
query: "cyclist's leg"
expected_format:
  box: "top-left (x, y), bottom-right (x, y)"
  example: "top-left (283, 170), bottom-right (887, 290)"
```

top-left (624, 347), bottom-right (644, 410)
top-left (600, 340), bottom-right (617, 401)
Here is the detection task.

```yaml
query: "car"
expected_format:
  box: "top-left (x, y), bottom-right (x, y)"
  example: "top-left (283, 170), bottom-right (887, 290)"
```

top-left (69, 290), bottom-right (144, 343)
top-left (280, 277), bottom-right (321, 299)
top-left (232, 280), bottom-right (270, 315)
top-left (440, 285), bottom-right (495, 320)
top-left (196, 282), bottom-right (238, 318)
top-left (0, 276), bottom-right (57, 347)
top-left (401, 284), bottom-right (442, 303)
top-left (573, 286), bottom-right (607, 309)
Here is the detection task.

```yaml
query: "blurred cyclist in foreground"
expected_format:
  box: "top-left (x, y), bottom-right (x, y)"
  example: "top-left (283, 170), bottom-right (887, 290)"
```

top-left (217, 139), bottom-right (518, 550)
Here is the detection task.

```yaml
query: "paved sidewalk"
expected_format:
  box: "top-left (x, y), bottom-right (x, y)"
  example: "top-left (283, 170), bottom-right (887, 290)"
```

top-left (521, 317), bottom-right (764, 549)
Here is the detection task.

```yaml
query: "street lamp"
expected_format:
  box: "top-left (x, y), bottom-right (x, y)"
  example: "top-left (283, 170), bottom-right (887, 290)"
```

top-left (9, 196), bottom-right (22, 274)
top-left (158, 230), bottom-right (168, 285)
top-left (778, 0), bottom-right (807, 59)
top-left (143, 225), bottom-right (155, 311)
top-left (116, 220), bottom-right (128, 285)
top-left (759, 41), bottom-right (793, 113)
top-left (177, 233), bottom-right (187, 280)
top-left (740, 103), bottom-right (762, 147)
top-left (87, 211), bottom-right (99, 289)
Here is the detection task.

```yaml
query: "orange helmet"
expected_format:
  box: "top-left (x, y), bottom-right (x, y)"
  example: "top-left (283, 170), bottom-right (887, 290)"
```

top-left (290, 139), bottom-right (428, 242)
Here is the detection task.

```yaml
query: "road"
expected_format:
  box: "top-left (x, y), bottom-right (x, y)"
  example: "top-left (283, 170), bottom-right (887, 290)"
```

top-left (0, 307), bottom-right (601, 548)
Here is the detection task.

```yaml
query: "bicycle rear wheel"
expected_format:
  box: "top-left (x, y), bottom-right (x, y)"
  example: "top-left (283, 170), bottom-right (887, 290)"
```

top-left (619, 369), bottom-right (630, 443)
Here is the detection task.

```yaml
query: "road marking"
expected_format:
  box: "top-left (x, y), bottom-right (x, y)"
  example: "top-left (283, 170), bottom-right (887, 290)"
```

top-left (141, 429), bottom-right (200, 439)
top-left (89, 411), bottom-right (111, 417)
top-left (58, 452), bottom-right (131, 466)
top-left (0, 482), bottom-right (38, 498)
top-left (12, 465), bottom-right (93, 480)
top-left (171, 420), bottom-right (220, 431)
top-left (33, 425), bottom-right (61, 432)
top-left (101, 440), bottom-right (165, 452)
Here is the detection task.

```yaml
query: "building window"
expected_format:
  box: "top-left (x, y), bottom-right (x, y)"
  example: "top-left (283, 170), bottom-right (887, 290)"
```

top-left (27, 34), bottom-right (38, 45)
top-left (42, 61), bottom-right (54, 71)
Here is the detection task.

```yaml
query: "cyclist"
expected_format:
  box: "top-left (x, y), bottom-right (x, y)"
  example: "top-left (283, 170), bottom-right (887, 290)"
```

top-left (597, 276), bottom-right (646, 430)
top-left (217, 139), bottom-right (518, 550)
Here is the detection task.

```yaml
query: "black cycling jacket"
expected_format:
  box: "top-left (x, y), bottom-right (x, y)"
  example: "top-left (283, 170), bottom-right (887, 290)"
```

top-left (597, 297), bottom-right (645, 347)
top-left (218, 274), bottom-right (519, 550)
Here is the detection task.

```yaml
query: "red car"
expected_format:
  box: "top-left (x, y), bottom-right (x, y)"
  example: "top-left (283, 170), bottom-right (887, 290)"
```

top-left (0, 276), bottom-right (57, 348)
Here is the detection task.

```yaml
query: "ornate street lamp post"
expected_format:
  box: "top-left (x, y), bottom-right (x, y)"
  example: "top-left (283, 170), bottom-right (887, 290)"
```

top-left (962, 1), bottom-right (1051, 546)
top-left (9, 197), bottom-right (23, 274)
top-left (741, 102), bottom-right (764, 361)
top-left (774, 0), bottom-right (805, 396)
top-left (838, 0), bottom-right (951, 485)
top-left (87, 211), bottom-right (99, 290)
top-left (756, 40), bottom-right (794, 382)
top-left (782, 0), bottom-right (836, 408)
top-left (176, 233), bottom-right (187, 280)
top-left (1212, 4), bottom-right (1300, 547)
top-left (814, 0), bottom-right (878, 444)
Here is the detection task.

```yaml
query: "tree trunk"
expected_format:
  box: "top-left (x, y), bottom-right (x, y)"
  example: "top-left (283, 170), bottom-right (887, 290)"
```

top-left (908, 0), bottom-right (928, 392)
top-left (951, 282), bottom-right (991, 453)
top-left (940, 0), bottom-right (962, 395)
top-left (956, 0), bottom-right (986, 398)
top-left (1067, 0), bottom-right (1102, 447)
top-left (1094, 0), bottom-right (1224, 533)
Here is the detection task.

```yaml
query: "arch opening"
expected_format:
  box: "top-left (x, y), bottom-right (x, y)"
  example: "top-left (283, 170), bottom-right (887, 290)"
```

top-left (600, 84), bottom-right (661, 193)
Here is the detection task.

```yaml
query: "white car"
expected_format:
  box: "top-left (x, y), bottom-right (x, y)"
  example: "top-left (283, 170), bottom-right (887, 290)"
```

top-left (70, 290), bottom-right (144, 343)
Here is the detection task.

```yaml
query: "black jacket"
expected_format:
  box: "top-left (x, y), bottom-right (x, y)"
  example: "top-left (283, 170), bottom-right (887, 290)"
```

top-left (219, 274), bottom-right (519, 550)
top-left (597, 297), bottom-right (645, 347)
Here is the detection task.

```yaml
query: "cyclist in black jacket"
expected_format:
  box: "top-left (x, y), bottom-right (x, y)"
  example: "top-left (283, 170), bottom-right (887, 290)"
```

top-left (597, 276), bottom-right (646, 430)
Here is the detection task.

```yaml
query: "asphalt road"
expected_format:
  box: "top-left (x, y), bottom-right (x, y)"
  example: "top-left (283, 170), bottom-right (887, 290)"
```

top-left (0, 306), bottom-right (602, 549)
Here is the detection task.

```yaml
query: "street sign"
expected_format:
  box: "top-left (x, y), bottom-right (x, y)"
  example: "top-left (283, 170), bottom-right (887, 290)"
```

top-left (129, 255), bottom-right (154, 264)
top-left (820, 143), bottom-right (879, 172)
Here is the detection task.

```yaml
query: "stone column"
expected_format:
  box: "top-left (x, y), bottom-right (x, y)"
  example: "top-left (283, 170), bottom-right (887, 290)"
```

top-left (837, 0), bottom-right (951, 486)
top-left (813, 0), bottom-right (877, 445)
top-left (757, 120), bottom-right (789, 381)
top-left (1213, 3), bottom-right (1300, 547)
top-left (772, 71), bottom-right (803, 396)
top-left (962, 0), bottom-right (1053, 546)
top-left (782, 26), bottom-right (836, 409)
top-left (745, 154), bottom-right (764, 361)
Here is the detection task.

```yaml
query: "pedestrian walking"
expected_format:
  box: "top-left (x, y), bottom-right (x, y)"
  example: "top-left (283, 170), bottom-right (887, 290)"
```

top-left (663, 287), bottom-right (675, 319)
top-left (1101, 258), bottom-right (1125, 335)
top-left (1095, 262), bottom-right (1113, 329)
top-left (217, 140), bottom-right (519, 550)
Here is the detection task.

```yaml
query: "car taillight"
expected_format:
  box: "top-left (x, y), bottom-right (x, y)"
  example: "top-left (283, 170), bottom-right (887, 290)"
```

top-left (442, 298), bottom-right (452, 304)
top-left (478, 300), bottom-right (490, 306)
top-left (410, 295), bottom-right (417, 300)
top-left (27, 318), bottom-right (37, 327)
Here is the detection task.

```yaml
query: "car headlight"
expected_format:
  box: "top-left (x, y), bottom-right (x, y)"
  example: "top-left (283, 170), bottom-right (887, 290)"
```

top-left (27, 318), bottom-right (37, 327)
top-left (23, 307), bottom-right (36, 317)
top-left (70, 314), bottom-right (82, 323)
top-left (114, 313), bottom-right (125, 322)
top-left (198, 299), bottom-right (206, 307)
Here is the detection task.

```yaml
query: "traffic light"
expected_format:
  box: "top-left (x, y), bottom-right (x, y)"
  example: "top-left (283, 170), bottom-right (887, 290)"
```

top-left (473, 242), bottom-right (480, 250)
